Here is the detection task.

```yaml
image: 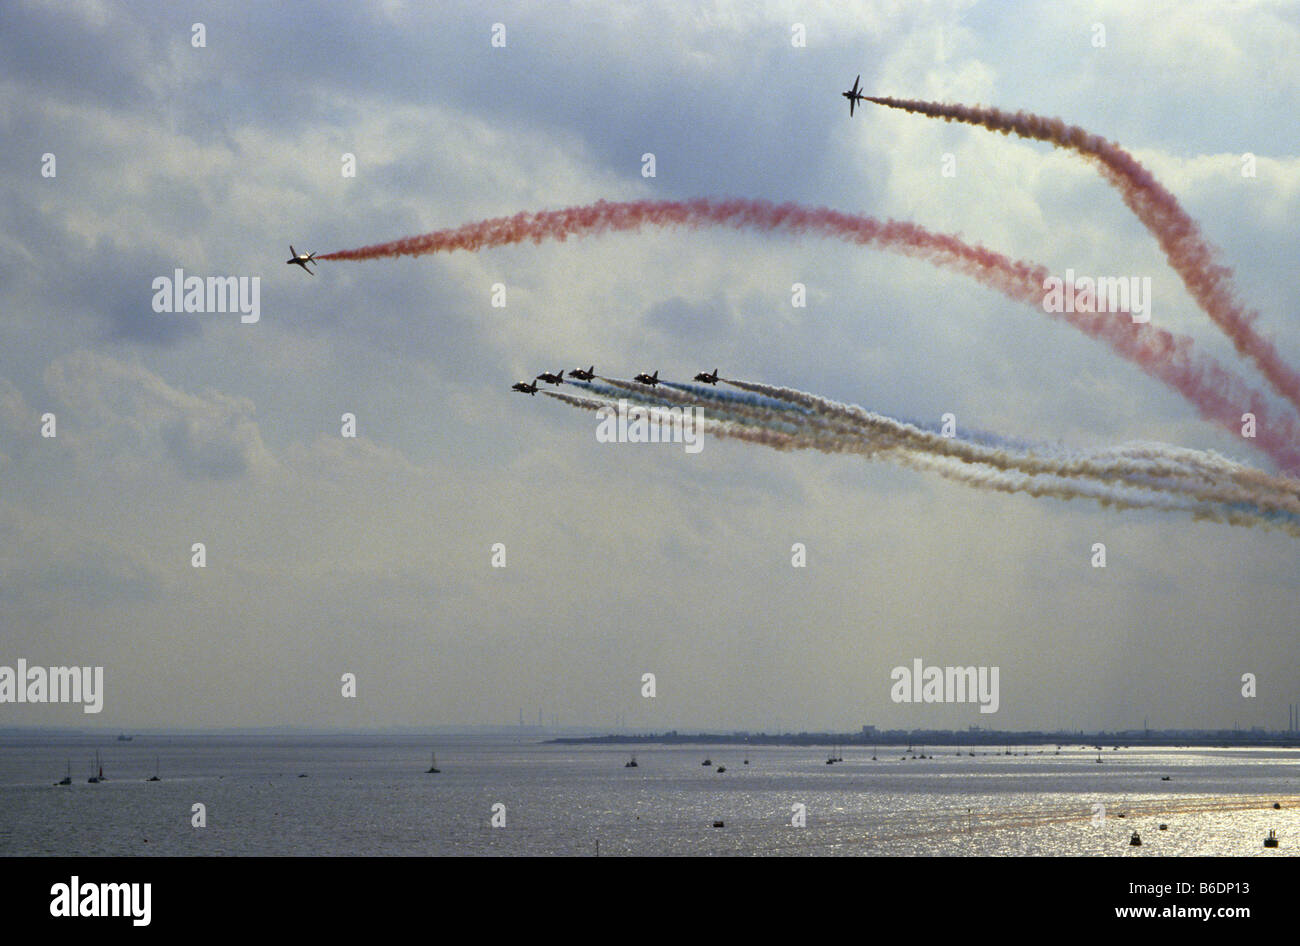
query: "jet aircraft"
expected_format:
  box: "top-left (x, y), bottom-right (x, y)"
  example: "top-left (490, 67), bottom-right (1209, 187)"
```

top-left (286, 245), bottom-right (317, 274)
top-left (842, 74), bottom-right (866, 117)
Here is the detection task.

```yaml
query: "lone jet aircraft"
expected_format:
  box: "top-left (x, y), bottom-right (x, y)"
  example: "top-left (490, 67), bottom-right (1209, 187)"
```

top-left (633, 370), bottom-right (660, 386)
top-left (536, 369), bottom-right (565, 386)
top-left (568, 365), bottom-right (596, 382)
top-left (693, 368), bottom-right (720, 385)
top-left (842, 74), bottom-right (866, 117)
top-left (511, 380), bottom-right (539, 396)
top-left (286, 245), bottom-right (317, 274)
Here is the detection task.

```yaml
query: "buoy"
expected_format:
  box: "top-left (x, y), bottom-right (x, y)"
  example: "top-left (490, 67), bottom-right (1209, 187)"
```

top-left (1130, 831), bottom-right (1141, 846)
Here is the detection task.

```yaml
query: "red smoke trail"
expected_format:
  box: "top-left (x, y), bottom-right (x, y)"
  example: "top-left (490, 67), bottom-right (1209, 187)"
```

top-left (323, 198), bottom-right (1300, 471)
top-left (863, 95), bottom-right (1300, 415)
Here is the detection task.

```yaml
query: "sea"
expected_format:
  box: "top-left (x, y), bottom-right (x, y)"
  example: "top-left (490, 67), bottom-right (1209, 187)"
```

top-left (1, 733), bottom-right (1296, 856)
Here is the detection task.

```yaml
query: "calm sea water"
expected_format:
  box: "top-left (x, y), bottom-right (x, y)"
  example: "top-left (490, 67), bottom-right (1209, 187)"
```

top-left (1, 735), bottom-right (1296, 856)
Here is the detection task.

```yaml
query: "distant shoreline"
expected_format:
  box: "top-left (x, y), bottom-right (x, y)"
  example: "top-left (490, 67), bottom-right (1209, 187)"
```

top-left (549, 730), bottom-right (1300, 749)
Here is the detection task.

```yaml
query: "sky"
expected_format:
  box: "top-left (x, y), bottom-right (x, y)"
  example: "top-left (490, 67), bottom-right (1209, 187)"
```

top-left (1, 0), bottom-right (1297, 733)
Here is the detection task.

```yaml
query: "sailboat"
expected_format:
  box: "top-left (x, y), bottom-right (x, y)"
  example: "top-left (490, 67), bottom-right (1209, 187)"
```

top-left (624, 754), bottom-right (638, 768)
top-left (87, 750), bottom-right (104, 783)
top-left (426, 751), bottom-right (440, 774)
top-left (56, 760), bottom-right (72, 786)
top-left (147, 757), bottom-right (161, 781)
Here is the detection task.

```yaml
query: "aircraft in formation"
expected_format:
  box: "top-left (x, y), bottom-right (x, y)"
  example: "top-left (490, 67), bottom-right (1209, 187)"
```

top-left (842, 74), bottom-right (866, 117)
top-left (511, 369), bottom-right (719, 395)
top-left (286, 245), bottom-right (317, 274)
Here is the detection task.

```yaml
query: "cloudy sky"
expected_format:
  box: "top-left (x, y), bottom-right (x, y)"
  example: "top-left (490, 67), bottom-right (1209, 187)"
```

top-left (2, 0), bottom-right (1297, 733)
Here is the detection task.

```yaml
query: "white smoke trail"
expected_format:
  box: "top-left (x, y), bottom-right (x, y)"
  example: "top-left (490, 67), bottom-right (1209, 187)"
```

top-left (539, 378), bottom-right (1300, 535)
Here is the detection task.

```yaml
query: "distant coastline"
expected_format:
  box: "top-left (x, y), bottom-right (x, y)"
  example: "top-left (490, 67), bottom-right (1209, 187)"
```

top-left (550, 728), bottom-right (1300, 749)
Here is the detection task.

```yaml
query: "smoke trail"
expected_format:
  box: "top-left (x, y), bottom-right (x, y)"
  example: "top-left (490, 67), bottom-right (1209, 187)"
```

top-left (540, 383), bottom-right (1300, 534)
top-left (594, 377), bottom-right (907, 456)
top-left (720, 377), bottom-right (1300, 514)
top-left (863, 94), bottom-right (1300, 415)
top-left (325, 198), bottom-right (1300, 472)
top-left (662, 378), bottom-right (1029, 449)
top-left (574, 376), bottom-right (1300, 517)
top-left (590, 376), bottom-right (1300, 517)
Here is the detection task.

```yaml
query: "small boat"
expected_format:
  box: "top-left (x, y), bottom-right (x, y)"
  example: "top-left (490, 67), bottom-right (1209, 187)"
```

top-left (742, 758), bottom-right (749, 765)
top-left (1159, 824), bottom-right (1168, 831)
top-left (716, 765), bottom-right (726, 773)
top-left (1129, 831), bottom-right (1141, 846)
top-left (116, 734), bottom-right (133, 742)
top-left (701, 758), bottom-right (711, 766)
top-left (1160, 775), bottom-right (1171, 781)
top-left (711, 820), bottom-right (724, 828)
top-left (426, 751), bottom-right (440, 774)
top-left (1264, 830), bottom-right (1279, 848)
top-left (147, 757), bottom-right (161, 782)
top-left (624, 754), bottom-right (637, 768)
